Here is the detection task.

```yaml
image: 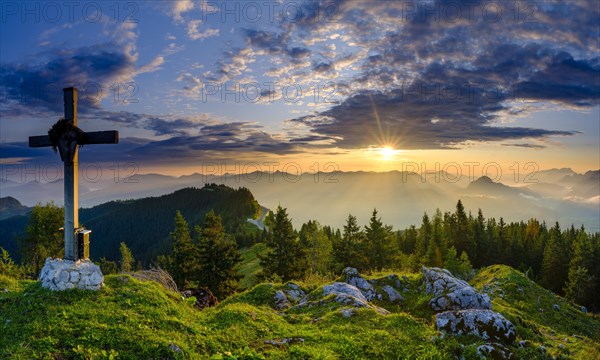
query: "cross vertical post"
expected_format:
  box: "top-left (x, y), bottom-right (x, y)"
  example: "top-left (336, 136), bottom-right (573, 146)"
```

top-left (63, 87), bottom-right (78, 261)
top-left (29, 87), bottom-right (118, 262)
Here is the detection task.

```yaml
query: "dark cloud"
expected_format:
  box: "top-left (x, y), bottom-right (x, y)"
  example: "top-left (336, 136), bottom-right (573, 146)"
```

top-left (501, 143), bottom-right (546, 149)
top-left (289, 47), bottom-right (312, 59)
top-left (0, 43), bottom-right (136, 114)
top-left (281, 0), bottom-right (599, 150)
top-left (244, 29), bottom-right (289, 55)
top-left (292, 88), bottom-right (578, 149)
top-left (144, 117), bottom-right (202, 136)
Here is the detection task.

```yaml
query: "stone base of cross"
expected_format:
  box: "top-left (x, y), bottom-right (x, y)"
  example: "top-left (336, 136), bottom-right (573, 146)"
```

top-left (29, 87), bottom-right (118, 290)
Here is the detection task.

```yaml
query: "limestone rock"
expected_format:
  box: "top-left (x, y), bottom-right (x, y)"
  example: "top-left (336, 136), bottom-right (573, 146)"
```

top-left (298, 282), bottom-right (389, 315)
top-left (274, 290), bottom-right (292, 310)
top-left (342, 267), bottom-right (379, 301)
top-left (422, 267), bottom-right (491, 311)
top-left (39, 258), bottom-right (104, 291)
top-left (283, 282), bottom-right (306, 302)
top-left (477, 343), bottom-right (514, 359)
top-left (436, 309), bottom-right (517, 344)
top-left (382, 285), bottom-right (404, 302)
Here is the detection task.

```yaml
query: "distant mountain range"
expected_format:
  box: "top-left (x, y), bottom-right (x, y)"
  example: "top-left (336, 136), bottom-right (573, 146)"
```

top-left (1, 169), bottom-right (598, 236)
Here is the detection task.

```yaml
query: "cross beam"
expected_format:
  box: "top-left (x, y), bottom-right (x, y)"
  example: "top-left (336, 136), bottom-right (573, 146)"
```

top-left (28, 87), bottom-right (119, 261)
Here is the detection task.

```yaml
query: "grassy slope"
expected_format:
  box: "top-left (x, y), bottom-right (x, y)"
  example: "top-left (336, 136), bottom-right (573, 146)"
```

top-left (1, 265), bottom-right (599, 359)
top-left (238, 243), bottom-right (267, 290)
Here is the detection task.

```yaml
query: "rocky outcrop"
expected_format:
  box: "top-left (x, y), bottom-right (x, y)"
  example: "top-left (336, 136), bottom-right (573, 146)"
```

top-left (273, 283), bottom-right (307, 310)
top-left (436, 310), bottom-right (517, 344)
top-left (423, 267), bottom-right (491, 311)
top-left (274, 290), bottom-right (292, 310)
top-left (297, 281), bottom-right (389, 315)
top-left (39, 258), bottom-right (104, 291)
top-left (342, 267), bottom-right (381, 301)
top-left (424, 266), bottom-right (517, 345)
top-left (382, 285), bottom-right (404, 302)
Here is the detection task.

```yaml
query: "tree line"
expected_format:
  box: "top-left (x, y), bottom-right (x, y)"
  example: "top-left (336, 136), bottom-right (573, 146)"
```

top-left (256, 201), bottom-right (600, 311)
top-left (4, 199), bottom-right (599, 311)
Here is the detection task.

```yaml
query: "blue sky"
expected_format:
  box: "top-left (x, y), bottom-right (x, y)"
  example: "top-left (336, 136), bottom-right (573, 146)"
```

top-left (1, 0), bottom-right (599, 175)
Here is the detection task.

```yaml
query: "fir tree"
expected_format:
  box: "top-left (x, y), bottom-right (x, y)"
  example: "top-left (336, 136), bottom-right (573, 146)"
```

top-left (118, 242), bottom-right (135, 273)
top-left (564, 230), bottom-right (594, 305)
top-left (332, 214), bottom-right (366, 271)
top-left (541, 223), bottom-right (569, 294)
top-left (259, 206), bottom-right (308, 281)
top-left (416, 213), bottom-right (431, 259)
top-left (196, 210), bottom-right (242, 299)
top-left (299, 220), bottom-right (332, 274)
top-left (170, 210), bottom-right (199, 289)
top-left (364, 209), bottom-right (394, 271)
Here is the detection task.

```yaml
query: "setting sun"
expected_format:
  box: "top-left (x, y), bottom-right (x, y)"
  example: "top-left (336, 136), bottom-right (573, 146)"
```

top-left (380, 146), bottom-right (396, 160)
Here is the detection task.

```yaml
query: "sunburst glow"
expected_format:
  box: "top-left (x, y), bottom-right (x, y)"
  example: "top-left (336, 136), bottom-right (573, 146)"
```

top-left (380, 146), bottom-right (396, 160)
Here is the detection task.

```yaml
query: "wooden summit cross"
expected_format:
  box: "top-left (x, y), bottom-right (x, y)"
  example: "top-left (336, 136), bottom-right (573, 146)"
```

top-left (29, 87), bottom-right (118, 261)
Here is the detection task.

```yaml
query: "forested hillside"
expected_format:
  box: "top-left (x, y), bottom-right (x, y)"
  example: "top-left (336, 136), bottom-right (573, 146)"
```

top-left (0, 184), bottom-right (260, 264)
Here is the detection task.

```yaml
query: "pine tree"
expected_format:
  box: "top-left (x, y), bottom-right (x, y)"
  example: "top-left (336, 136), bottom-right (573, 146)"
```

top-left (259, 206), bottom-right (308, 281)
top-left (170, 210), bottom-right (199, 289)
top-left (332, 214), bottom-right (366, 271)
top-left (119, 242), bottom-right (134, 273)
top-left (196, 210), bottom-right (242, 299)
top-left (364, 209), bottom-right (394, 271)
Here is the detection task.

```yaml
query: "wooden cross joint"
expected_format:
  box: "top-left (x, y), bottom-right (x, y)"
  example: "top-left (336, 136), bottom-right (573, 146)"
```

top-left (27, 87), bottom-right (119, 261)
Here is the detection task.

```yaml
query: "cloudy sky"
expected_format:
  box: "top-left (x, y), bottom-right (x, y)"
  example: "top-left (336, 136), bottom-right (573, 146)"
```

top-left (1, 0), bottom-right (599, 177)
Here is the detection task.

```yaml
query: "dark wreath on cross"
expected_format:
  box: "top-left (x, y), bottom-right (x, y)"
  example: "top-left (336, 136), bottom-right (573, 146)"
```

top-left (48, 118), bottom-right (84, 165)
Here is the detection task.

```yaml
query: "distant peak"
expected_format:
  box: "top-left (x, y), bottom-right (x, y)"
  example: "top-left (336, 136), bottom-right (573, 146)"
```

top-left (474, 176), bottom-right (494, 183)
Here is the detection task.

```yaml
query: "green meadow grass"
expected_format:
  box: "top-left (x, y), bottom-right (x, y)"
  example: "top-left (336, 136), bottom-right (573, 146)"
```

top-left (1, 264), bottom-right (598, 359)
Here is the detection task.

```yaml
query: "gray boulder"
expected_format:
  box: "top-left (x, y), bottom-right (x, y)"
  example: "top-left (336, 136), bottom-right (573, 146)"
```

top-left (298, 282), bottom-right (389, 315)
top-left (342, 267), bottom-right (380, 301)
top-left (284, 283), bottom-right (306, 302)
top-left (382, 285), bottom-right (404, 302)
top-left (274, 290), bottom-right (291, 310)
top-left (436, 309), bottom-right (517, 344)
top-left (422, 267), bottom-right (491, 311)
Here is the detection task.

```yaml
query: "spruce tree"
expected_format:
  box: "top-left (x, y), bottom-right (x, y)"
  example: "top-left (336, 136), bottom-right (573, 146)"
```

top-left (416, 213), bottom-right (431, 259)
top-left (118, 242), bottom-right (134, 273)
top-left (541, 223), bottom-right (568, 294)
top-left (453, 200), bottom-right (475, 260)
top-left (364, 209), bottom-right (394, 271)
top-left (472, 209), bottom-right (487, 267)
top-left (424, 209), bottom-right (446, 267)
top-left (299, 220), bottom-right (332, 275)
top-left (259, 206), bottom-right (308, 281)
top-left (196, 210), bottom-right (242, 299)
top-left (170, 210), bottom-right (199, 289)
top-left (564, 230), bottom-right (594, 305)
top-left (332, 214), bottom-right (366, 271)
